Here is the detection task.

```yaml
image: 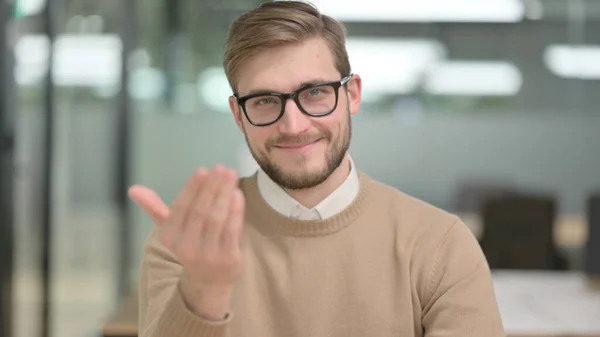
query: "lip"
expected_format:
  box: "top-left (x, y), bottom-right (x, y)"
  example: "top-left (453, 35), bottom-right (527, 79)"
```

top-left (274, 139), bottom-right (322, 153)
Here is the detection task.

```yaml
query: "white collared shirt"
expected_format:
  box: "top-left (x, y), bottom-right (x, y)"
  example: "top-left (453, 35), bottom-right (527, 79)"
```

top-left (256, 157), bottom-right (360, 220)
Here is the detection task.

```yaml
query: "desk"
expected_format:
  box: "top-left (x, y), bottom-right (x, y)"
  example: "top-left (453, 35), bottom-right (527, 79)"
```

top-left (102, 274), bottom-right (600, 337)
top-left (102, 293), bottom-right (138, 337)
top-left (493, 271), bottom-right (600, 337)
top-left (458, 213), bottom-right (588, 249)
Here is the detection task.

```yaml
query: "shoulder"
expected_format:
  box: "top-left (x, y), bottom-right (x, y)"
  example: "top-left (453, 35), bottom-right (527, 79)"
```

top-left (360, 172), bottom-right (483, 270)
top-left (360, 172), bottom-right (464, 239)
top-left (360, 173), bottom-right (488, 297)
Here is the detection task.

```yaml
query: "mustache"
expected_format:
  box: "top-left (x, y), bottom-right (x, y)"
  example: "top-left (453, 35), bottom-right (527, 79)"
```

top-left (267, 132), bottom-right (329, 147)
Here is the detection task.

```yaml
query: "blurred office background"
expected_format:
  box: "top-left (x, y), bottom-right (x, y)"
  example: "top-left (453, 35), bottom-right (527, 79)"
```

top-left (1, 0), bottom-right (599, 336)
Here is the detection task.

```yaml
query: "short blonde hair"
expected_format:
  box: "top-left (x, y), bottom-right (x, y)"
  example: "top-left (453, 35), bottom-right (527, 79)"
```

top-left (223, 1), bottom-right (351, 93)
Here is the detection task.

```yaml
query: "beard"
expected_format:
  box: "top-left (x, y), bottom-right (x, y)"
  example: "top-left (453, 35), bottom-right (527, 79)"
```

top-left (244, 111), bottom-right (352, 190)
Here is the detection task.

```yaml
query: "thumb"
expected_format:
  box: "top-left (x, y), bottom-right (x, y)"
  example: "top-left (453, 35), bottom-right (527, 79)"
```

top-left (128, 185), bottom-right (170, 224)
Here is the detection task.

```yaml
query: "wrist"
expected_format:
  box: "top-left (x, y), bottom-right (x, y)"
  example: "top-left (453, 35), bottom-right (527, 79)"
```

top-left (180, 277), bottom-right (234, 321)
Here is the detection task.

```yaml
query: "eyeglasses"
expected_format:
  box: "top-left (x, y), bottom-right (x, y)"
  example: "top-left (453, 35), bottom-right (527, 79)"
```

top-left (234, 74), bottom-right (353, 127)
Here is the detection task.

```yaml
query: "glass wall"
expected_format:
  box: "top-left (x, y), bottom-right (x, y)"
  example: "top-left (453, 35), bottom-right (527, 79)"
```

top-left (12, 0), bottom-right (129, 336)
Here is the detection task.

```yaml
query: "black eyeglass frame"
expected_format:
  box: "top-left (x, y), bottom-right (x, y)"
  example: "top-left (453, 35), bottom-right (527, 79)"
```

top-left (234, 74), bottom-right (353, 127)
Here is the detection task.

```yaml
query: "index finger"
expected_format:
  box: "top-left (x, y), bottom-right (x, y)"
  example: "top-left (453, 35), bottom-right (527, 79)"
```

top-left (168, 167), bottom-right (209, 228)
top-left (221, 188), bottom-right (246, 251)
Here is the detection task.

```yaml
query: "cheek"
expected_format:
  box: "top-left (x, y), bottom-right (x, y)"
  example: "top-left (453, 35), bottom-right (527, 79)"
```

top-left (320, 108), bottom-right (347, 134)
top-left (246, 128), bottom-right (273, 150)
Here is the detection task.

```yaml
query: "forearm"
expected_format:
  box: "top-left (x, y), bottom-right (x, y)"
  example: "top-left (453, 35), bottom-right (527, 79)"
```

top-left (140, 282), bottom-right (231, 337)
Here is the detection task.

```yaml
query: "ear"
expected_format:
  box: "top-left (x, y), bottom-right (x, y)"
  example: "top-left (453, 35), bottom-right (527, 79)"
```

top-left (229, 96), bottom-right (245, 134)
top-left (346, 74), bottom-right (362, 116)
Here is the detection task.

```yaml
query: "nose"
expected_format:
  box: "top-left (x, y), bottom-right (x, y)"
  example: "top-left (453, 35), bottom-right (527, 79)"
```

top-left (277, 99), bottom-right (311, 134)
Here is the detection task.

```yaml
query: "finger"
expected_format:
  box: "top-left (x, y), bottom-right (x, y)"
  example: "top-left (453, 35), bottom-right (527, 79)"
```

top-left (185, 165), bottom-right (225, 240)
top-left (221, 188), bottom-right (245, 252)
top-left (165, 167), bottom-right (209, 247)
top-left (128, 185), bottom-right (169, 224)
top-left (169, 167), bottom-right (209, 226)
top-left (202, 168), bottom-right (238, 244)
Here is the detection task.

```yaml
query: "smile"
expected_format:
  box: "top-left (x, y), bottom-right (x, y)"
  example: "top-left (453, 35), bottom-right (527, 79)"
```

top-left (274, 139), bottom-right (322, 153)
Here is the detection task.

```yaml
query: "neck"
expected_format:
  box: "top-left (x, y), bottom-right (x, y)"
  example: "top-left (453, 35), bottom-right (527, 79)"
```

top-left (285, 154), bottom-right (352, 209)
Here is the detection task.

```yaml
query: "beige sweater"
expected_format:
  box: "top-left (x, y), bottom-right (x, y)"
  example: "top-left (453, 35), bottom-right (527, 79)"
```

top-left (138, 172), bottom-right (505, 337)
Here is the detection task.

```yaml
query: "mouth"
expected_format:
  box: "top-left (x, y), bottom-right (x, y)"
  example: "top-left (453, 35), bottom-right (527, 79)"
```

top-left (274, 138), bottom-right (323, 153)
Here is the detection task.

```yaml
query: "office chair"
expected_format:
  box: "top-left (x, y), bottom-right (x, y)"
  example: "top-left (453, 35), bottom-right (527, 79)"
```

top-left (585, 193), bottom-right (600, 276)
top-left (479, 194), bottom-right (567, 270)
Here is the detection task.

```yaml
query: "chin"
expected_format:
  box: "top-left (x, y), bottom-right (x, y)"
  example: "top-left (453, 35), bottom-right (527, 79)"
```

top-left (290, 164), bottom-right (326, 178)
top-left (282, 155), bottom-right (327, 171)
top-left (266, 159), bottom-right (330, 189)
top-left (279, 168), bottom-right (332, 190)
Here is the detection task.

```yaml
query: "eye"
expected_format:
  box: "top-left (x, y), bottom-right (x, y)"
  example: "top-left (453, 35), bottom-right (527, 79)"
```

top-left (308, 89), bottom-right (323, 96)
top-left (255, 97), bottom-right (277, 105)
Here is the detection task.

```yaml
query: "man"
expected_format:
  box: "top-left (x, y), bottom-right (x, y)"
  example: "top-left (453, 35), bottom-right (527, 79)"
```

top-left (128, 1), bottom-right (505, 336)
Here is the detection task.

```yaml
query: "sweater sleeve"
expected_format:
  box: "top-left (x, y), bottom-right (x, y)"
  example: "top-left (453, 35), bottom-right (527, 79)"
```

top-left (138, 225), bottom-right (232, 337)
top-left (421, 218), bottom-right (506, 337)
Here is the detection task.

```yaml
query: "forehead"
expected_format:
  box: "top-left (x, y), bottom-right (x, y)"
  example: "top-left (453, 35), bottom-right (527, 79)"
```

top-left (236, 37), bottom-right (341, 96)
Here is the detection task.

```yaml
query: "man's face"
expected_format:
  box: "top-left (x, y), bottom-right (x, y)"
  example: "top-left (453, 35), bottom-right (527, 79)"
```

top-left (229, 37), bottom-right (362, 190)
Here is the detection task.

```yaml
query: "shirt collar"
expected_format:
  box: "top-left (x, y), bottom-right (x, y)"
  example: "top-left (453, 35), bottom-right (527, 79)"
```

top-left (257, 156), bottom-right (360, 220)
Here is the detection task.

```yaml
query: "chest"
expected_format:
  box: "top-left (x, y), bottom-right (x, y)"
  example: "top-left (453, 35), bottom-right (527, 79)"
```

top-left (228, 230), bottom-right (423, 337)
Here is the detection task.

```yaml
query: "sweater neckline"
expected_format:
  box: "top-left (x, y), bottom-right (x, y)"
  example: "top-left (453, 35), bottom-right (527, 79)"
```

top-left (241, 172), bottom-right (375, 237)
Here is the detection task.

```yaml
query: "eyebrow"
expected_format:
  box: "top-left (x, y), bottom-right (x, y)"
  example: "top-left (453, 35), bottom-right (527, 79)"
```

top-left (242, 78), bottom-right (332, 97)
